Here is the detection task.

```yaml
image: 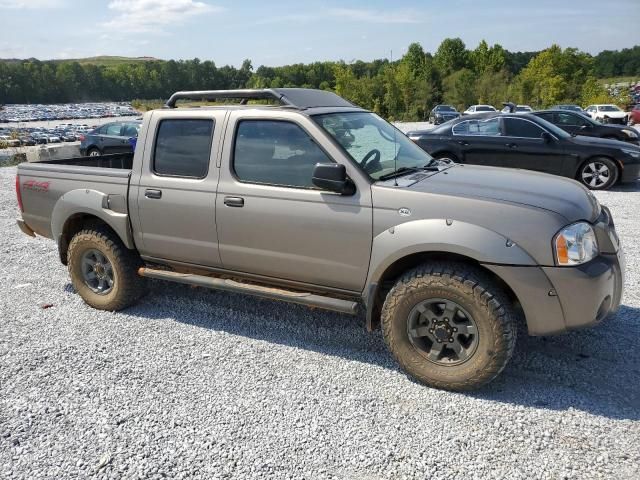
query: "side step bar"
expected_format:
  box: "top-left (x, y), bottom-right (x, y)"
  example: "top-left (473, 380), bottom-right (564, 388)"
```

top-left (138, 268), bottom-right (360, 315)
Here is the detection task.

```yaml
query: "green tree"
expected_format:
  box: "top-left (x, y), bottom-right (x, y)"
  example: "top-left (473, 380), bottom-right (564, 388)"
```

top-left (434, 38), bottom-right (469, 76)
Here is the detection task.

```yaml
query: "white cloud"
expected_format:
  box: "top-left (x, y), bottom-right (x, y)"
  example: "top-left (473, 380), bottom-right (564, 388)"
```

top-left (0, 0), bottom-right (62, 8)
top-left (103, 0), bottom-right (224, 33)
top-left (328, 8), bottom-right (422, 24)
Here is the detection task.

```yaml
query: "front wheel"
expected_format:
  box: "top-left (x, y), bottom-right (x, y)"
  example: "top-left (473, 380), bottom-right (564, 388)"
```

top-left (381, 262), bottom-right (517, 391)
top-left (87, 147), bottom-right (101, 157)
top-left (68, 226), bottom-right (146, 310)
top-left (578, 157), bottom-right (618, 190)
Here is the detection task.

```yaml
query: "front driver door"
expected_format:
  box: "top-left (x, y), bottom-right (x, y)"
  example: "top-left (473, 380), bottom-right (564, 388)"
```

top-left (497, 117), bottom-right (568, 175)
top-left (215, 112), bottom-right (372, 292)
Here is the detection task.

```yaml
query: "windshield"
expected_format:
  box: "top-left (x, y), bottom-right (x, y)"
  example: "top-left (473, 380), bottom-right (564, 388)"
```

top-left (476, 106), bottom-right (495, 112)
top-left (599, 105), bottom-right (622, 112)
top-left (437, 105), bottom-right (456, 112)
top-left (313, 111), bottom-right (434, 181)
top-left (558, 105), bottom-right (582, 112)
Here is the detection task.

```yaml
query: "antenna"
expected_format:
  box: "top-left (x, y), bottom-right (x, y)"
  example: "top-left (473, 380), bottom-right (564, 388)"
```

top-left (391, 49), bottom-right (399, 186)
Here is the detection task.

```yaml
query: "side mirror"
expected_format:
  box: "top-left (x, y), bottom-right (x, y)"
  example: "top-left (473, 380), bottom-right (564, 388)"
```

top-left (541, 131), bottom-right (553, 143)
top-left (312, 163), bottom-right (355, 195)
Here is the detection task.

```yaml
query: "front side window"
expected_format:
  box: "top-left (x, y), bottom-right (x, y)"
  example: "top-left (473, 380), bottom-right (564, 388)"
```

top-left (153, 119), bottom-right (213, 178)
top-left (503, 118), bottom-right (545, 138)
top-left (234, 120), bottom-right (332, 188)
top-left (452, 118), bottom-right (501, 136)
top-left (313, 111), bottom-right (433, 181)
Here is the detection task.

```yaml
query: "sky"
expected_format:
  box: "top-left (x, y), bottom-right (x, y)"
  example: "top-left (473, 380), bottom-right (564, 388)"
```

top-left (0, 0), bottom-right (638, 67)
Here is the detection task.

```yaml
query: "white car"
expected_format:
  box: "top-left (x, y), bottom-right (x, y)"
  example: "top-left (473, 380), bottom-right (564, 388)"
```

top-left (500, 104), bottom-right (533, 113)
top-left (463, 105), bottom-right (497, 115)
top-left (584, 104), bottom-right (628, 125)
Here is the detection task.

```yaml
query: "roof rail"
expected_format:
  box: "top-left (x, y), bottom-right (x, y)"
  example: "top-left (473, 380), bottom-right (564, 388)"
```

top-left (164, 88), bottom-right (355, 110)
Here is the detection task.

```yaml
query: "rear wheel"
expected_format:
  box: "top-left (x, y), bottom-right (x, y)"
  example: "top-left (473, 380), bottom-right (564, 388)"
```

top-left (578, 157), bottom-right (618, 190)
top-left (433, 152), bottom-right (459, 163)
top-left (381, 262), bottom-right (517, 391)
top-left (68, 226), bottom-right (146, 310)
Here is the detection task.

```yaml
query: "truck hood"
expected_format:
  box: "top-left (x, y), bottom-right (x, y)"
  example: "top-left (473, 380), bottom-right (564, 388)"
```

top-left (406, 165), bottom-right (600, 222)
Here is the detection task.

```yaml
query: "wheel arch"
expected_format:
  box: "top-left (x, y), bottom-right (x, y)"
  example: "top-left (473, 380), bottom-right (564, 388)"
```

top-left (365, 250), bottom-right (523, 332)
top-left (51, 189), bottom-right (134, 265)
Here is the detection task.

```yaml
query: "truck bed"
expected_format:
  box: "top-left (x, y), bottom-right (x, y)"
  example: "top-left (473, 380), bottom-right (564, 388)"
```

top-left (38, 153), bottom-right (133, 169)
top-left (17, 153), bottom-right (133, 240)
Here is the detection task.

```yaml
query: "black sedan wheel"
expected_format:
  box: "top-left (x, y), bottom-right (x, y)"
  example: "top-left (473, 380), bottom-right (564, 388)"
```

top-left (578, 158), bottom-right (618, 190)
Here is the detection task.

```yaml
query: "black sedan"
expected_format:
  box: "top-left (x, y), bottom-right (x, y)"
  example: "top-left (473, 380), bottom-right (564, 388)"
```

top-left (407, 113), bottom-right (640, 190)
top-left (428, 105), bottom-right (461, 125)
top-left (532, 110), bottom-right (639, 145)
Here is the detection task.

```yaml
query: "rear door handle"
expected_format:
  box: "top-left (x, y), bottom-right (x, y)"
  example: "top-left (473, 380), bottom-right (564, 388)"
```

top-left (457, 140), bottom-right (469, 146)
top-left (224, 196), bottom-right (244, 207)
top-left (145, 189), bottom-right (162, 199)
top-left (505, 143), bottom-right (518, 148)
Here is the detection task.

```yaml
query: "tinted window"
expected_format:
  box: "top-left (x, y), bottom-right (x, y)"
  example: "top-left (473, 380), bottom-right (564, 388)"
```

top-left (234, 120), bottom-right (332, 188)
top-left (154, 119), bottom-right (213, 178)
top-left (555, 113), bottom-right (587, 126)
top-left (475, 106), bottom-right (495, 112)
top-left (105, 124), bottom-right (122, 136)
top-left (436, 105), bottom-right (456, 112)
top-left (452, 118), bottom-right (501, 136)
top-left (504, 118), bottom-right (545, 138)
top-left (536, 112), bottom-right (554, 122)
top-left (122, 123), bottom-right (140, 137)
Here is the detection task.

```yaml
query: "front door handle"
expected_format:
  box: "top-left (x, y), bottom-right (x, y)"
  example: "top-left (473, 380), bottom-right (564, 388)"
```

top-left (457, 140), bottom-right (469, 146)
top-left (145, 189), bottom-right (162, 199)
top-left (224, 196), bottom-right (244, 207)
top-left (505, 143), bottom-right (518, 148)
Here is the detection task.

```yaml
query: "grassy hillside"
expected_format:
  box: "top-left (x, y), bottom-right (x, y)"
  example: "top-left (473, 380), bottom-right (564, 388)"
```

top-left (0, 56), bottom-right (161, 66)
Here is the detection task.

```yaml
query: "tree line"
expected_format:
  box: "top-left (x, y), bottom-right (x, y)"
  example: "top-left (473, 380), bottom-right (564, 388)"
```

top-left (1, 39), bottom-right (638, 121)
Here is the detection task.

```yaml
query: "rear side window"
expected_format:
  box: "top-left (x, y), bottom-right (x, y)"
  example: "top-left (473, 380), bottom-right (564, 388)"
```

top-left (555, 113), bottom-right (586, 126)
top-left (452, 118), bottom-right (501, 136)
top-left (105, 124), bottom-right (122, 136)
top-left (233, 120), bottom-right (333, 188)
top-left (122, 123), bottom-right (140, 137)
top-left (153, 119), bottom-right (214, 178)
top-left (503, 118), bottom-right (545, 138)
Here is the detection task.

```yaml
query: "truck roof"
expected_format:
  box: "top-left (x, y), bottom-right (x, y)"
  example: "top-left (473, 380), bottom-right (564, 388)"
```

top-left (164, 88), bottom-right (360, 112)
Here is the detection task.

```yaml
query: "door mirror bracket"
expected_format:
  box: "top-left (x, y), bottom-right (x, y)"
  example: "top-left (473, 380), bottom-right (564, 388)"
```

top-left (312, 163), bottom-right (356, 195)
top-left (541, 131), bottom-right (553, 143)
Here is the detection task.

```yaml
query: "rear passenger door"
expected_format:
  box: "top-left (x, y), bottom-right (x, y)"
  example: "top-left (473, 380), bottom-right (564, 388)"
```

top-left (215, 111), bottom-right (373, 292)
top-left (451, 117), bottom-right (504, 166)
top-left (130, 110), bottom-right (226, 266)
top-left (99, 123), bottom-right (127, 154)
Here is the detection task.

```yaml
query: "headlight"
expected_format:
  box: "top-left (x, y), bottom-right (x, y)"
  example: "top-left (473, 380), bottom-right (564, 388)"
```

top-left (621, 129), bottom-right (639, 139)
top-left (554, 222), bottom-right (598, 266)
top-left (621, 147), bottom-right (640, 159)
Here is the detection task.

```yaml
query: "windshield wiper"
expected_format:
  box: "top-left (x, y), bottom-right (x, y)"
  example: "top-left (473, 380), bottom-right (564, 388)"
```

top-left (378, 167), bottom-right (420, 181)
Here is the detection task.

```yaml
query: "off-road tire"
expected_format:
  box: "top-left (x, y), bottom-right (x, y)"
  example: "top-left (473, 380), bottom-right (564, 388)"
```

top-left (381, 262), bottom-right (517, 391)
top-left (68, 226), bottom-right (146, 310)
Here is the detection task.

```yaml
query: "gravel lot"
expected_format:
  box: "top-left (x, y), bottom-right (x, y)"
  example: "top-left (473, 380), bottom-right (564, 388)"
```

top-left (1, 166), bottom-right (639, 479)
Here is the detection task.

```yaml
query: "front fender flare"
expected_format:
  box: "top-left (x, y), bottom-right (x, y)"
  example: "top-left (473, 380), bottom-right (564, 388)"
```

top-left (51, 188), bottom-right (134, 250)
top-left (366, 218), bottom-right (537, 287)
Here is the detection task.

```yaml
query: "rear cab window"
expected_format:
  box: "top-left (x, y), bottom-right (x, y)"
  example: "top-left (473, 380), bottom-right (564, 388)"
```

top-left (153, 119), bottom-right (214, 178)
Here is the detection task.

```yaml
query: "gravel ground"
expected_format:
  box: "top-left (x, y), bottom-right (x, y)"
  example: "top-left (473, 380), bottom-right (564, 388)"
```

top-left (1, 166), bottom-right (639, 479)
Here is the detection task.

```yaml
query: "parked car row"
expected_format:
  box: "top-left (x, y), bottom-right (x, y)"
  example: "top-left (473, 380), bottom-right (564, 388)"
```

top-left (0, 124), bottom-right (97, 147)
top-left (0, 102), bottom-right (139, 123)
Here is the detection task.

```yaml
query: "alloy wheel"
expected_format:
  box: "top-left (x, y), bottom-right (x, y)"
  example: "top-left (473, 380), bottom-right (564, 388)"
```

top-left (81, 249), bottom-right (114, 295)
top-left (581, 162), bottom-right (611, 188)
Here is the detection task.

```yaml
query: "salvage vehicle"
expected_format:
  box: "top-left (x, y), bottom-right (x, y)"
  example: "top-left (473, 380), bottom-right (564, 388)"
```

top-left (584, 104), bottom-right (628, 124)
top-left (407, 112), bottom-right (640, 190)
top-left (533, 109), bottom-right (639, 145)
top-left (15, 88), bottom-right (626, 391)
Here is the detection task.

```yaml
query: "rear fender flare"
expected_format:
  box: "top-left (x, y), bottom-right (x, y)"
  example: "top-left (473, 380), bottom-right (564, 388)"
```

top-left (51, 188), bottom-right (134, 250)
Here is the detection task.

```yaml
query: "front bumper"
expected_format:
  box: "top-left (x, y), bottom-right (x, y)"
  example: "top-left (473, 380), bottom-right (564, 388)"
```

top-left (484, 208), bottom-right (625, 336)
top-left (620, 162), bottom-right (640, 183)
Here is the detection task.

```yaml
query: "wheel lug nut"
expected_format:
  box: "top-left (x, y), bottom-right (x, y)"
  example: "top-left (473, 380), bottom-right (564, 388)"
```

top-left (453, 328), bottom-right (457, 332)
top-left (449, 338), bottom-right (454, 343)
top-left (444, 318), bottom-right (449, 322)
